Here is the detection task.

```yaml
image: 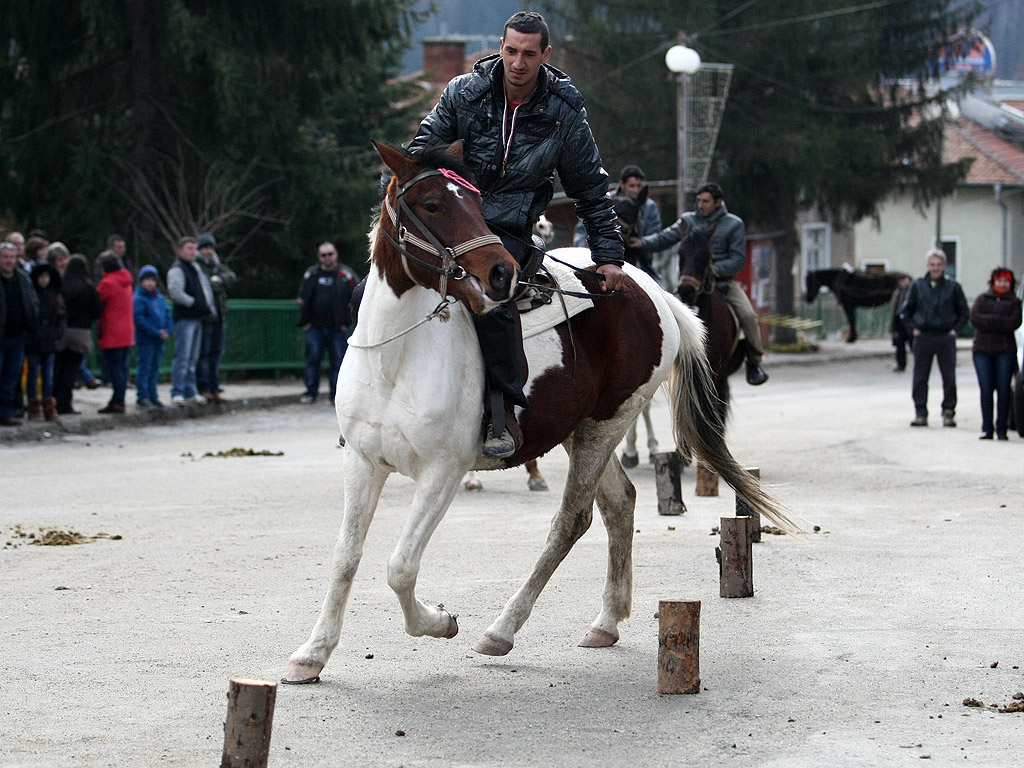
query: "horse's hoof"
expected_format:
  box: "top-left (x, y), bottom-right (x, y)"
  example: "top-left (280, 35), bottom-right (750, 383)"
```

top-left (464, 480), bottom-right (483, 491)
top-left (527, 477), bottom-right (548, 492)
top-left (578, 627), bottom-right (618, 648)
top-left (472, 631), bottom-right (513, 656)
top-left (438, 604), bottom-right (460, 638)
top-left (620, 451), bottom-right (639, 469)
top-left (281, 660), bottom-right (324, 684)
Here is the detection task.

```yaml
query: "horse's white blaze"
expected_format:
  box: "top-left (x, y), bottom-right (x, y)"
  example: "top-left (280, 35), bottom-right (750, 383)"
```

top-left (446, 181), bottom-right (463, 199)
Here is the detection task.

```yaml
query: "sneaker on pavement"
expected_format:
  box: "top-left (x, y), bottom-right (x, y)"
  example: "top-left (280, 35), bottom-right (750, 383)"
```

top-left (189, 394), bottom-right (207, 405)
top-left (299, 394), bottom-right (315, 404)
top-left (172, 395), bottom-right (186, 406)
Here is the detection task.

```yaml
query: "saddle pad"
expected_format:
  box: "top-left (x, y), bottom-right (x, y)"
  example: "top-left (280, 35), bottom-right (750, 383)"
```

top-left (519, 255), bottom-right (594, 340)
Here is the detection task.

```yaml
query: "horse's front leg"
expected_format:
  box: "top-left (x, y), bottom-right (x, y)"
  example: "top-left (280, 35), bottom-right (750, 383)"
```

top-left (388, 471), bottom-right (464, 639)
top-left (474, 425), bottom-right (616, 656)
top-left (283, 453), bottom-right (389, 684)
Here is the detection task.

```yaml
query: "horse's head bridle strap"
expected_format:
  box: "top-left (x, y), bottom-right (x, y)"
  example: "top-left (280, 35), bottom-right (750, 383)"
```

top-left (383, 168), bottom-right (503, 299)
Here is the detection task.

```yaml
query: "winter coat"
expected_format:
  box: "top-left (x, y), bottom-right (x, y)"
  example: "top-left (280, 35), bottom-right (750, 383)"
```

top-left (297, 263), bottom-right (358, 330)
top-left (133, 285), bottom-right (173, 346)
top-left (0, 267), bottom-right (39, 341)
top-left (641, 202), bottom-right (747, 286)
top-left (96, 268), bottom-right (135, 349)
top-left (167, 258), bottom-right (216, 321)
top-left (407, 54), bottom-right (623, 266)
top-left (969, 289), bottom-right (1022, 356)
top-left (26, 262), bottom-right (66, 355)
top-left (197, 252), bottom-right (237, 319)
top-left (900, 273), bottom-right (969, 335)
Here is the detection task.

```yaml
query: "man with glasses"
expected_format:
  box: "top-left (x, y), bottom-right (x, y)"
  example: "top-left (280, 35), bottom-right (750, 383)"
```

top-left (297, 242), bottom-right (358, 404)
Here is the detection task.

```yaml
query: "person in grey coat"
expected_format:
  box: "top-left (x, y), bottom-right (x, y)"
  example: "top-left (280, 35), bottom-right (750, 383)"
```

top-left (639, 182), bottom-right (768, 385)
top-left (898, 249), bottom-right (969, 427)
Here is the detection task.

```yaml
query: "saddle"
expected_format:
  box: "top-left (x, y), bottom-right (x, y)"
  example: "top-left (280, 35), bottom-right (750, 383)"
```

top-left (515, 255), bottom-right (594, 340)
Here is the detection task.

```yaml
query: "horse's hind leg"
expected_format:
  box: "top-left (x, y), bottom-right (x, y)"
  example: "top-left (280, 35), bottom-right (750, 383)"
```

top-left (621, 419), bottom-right (640, 468)
top-left (579, 453), bottom-right (635, 647)
top-left (474, 423), bottom-right (628, 656)
top-left (283, 456), bottom-right (389, 683)
top-left (641, 401), bottom-right (659, 460)
top-left (525, 458), bottom-right (548, 492)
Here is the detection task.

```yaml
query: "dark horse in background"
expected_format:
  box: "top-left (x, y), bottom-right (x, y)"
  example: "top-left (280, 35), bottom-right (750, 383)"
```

top-left (804, 268), bottom-right (910, 343)
top-left (676, 225), bottom-right (745, 428)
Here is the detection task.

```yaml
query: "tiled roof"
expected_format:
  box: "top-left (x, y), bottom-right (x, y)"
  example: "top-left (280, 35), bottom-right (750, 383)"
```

top-left (944, 117), bottom-right (1024, 185)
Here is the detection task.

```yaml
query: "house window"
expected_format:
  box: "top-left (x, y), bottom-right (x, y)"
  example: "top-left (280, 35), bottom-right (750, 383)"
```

top-left (801, 223), bottom-right (830, 275)
top-left (938, 239), bottom-right (958, 280)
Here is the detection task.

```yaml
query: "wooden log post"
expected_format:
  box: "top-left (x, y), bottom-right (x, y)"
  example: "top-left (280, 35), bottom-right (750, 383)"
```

top-left (716, 516), bottom-right (754, 598)
top-left (654, 451), bottom-right (686, 516)
top-left (657, 600), bottom-right (701, 694)
top-left (221, 678), bottom-right (277, 768)
top-left (695, 460), bottom-right (719, 496)
top-left (735, 467), bottom-right (762, 543)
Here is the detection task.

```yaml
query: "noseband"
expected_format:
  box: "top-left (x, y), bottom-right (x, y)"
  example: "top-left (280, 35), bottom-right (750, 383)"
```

top-left (380, 168), bottom-right (505, 300)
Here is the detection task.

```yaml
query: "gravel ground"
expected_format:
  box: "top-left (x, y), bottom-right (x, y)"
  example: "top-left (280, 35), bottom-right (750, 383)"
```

top-left (2, 347), bottom-right (1021, 767)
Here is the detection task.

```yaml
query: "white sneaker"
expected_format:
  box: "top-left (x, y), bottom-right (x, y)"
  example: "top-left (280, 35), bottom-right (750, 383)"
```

top-left (299, 394), bottom-right (315, 404)
top-left (171, 395), bottom-right (186, 406)
top-left (189, 394), bottom-right (207, 405)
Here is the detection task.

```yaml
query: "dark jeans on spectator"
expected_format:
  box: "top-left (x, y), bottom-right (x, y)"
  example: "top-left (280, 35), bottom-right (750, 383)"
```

top-left (136, 342), bottom-right (165, 404)
top-left (972, 350), bottom-right (1015, 437)
top-left (304, 326), bottom-right (347, 402)
top-left (197, 319), bottom-right (225, 395)
top-left (55, 349), bottom-right (84, 413)
top-left (25, 352), bottom-right (55, 399)
top-left (912, 331), bottom-right (957, 417)
top-left (100, 347), bottom-right (131, 407)
top-left (0, 336), bottom-right (26, 419)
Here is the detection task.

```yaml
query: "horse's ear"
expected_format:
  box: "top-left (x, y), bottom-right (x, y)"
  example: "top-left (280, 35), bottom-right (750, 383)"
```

top-left (372, 140), bottom-right (416, 180)
top-left (444, 140), bottom-right (465, 161)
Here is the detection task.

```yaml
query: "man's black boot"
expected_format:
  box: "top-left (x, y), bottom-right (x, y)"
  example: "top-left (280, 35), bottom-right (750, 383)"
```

top-left (745, 356), bottom-right (768, 386)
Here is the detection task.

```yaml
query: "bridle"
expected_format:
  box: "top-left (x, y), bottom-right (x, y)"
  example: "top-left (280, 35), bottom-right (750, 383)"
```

top-left (379, 167), bottom-right (505, 301)
top-left (349, 167), bottom-right (507, 350)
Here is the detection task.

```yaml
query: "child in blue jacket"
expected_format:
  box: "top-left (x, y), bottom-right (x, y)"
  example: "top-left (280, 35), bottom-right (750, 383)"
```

top-left (133, 265), bottom-right (173, 408)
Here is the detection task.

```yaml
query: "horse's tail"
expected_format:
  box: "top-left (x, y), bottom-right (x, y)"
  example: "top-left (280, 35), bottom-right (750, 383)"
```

top-left (664, 295), bottom-right (802, 535)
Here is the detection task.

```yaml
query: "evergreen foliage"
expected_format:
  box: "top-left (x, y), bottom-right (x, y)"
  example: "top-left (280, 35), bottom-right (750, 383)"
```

top-left (543, 0), bottom-right (980, 312)
top-left (0, 0), bottom-right (431, 295)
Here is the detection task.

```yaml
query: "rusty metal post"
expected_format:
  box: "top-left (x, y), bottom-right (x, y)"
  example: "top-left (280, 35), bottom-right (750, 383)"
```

top-left (657, 599), bottom-right (701, 694)
top-left (654, 451), bottom-right (686, 515)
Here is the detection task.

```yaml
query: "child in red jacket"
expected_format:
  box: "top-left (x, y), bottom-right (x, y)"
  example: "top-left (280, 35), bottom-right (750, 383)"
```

top-left (96, 253), bottom-right (135, 413)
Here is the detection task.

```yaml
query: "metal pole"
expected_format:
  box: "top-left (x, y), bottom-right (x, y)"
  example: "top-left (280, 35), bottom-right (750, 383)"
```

top-left (676, 72), bottom-right (689, 220)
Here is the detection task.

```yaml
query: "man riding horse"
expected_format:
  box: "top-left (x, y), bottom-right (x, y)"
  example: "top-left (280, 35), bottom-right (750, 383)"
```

top-left (635, 183), bottom-right (768, 386)
top-left (407, 10), bottom-right (625, 459)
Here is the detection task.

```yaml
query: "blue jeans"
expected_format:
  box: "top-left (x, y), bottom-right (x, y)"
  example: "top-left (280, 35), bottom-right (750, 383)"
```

top-left (136, 342), bottom-right (165, 403)
top-left (171, 318), bottom-right (204, 398)
top-left (197, 319), bottom-right (225, 395)
top-left (0, 336), bottom-right (26, 419)
top-left (973, 351), bottom-right (1016, 437)
top-left (100, 347), bottom-right (131, 407)
top-left (26, 352), bottom-right (56, 399)
top-left (304, 326), bottom-right (348, 401)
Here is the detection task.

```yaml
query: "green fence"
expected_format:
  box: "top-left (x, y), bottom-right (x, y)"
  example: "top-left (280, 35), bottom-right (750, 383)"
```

top-left (87, 298), bottom-right (309, 379)
top-left (797, 297), bottom-right (894, 341)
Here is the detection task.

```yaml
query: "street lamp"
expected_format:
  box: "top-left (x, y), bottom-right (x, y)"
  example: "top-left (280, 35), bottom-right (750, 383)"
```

top-left (665, 43), bottom-right (701, 219)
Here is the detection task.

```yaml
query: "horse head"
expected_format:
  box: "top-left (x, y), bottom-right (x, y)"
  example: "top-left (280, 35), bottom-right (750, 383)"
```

top-left (804, 271), bottom-right (824, 304)
top-left (372, 140), bottom-right (519, 315)
top-left (675, 223), bottom-right (714, 306)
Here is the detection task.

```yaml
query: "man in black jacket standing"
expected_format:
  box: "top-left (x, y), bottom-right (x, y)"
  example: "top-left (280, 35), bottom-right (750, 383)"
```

top-left (407, 10), bottom-right (624, 458)
top-left (297, 242), bottom-right (357, 405)
top-left (899, 249), bottom-right (969, 427)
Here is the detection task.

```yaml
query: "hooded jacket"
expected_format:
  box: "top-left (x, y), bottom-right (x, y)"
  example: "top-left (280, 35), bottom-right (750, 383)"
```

top-left (26, 262), bottom-right (65, 354)
top-left (408, 55), bottom-right (622, 266)
top-left (96, 267), bottom-right (135, 349)
top-left (133, 283), bottom-right (173, 346)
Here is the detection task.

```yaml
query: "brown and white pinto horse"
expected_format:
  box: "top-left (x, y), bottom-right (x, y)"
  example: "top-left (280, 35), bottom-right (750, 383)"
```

top-left (282, 141), bottom-right (795, 683)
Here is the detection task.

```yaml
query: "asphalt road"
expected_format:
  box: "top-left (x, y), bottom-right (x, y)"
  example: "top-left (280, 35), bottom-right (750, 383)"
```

top-left (2, 349), bottom-right (1021, 767)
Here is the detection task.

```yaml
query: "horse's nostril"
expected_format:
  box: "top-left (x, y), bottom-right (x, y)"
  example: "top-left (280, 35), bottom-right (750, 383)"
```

top-left (489, 263), bottom-right (511, 297)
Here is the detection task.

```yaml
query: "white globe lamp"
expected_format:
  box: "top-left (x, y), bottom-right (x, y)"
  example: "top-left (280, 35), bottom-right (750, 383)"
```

top-left (665, 45), bottom-right (701, 74)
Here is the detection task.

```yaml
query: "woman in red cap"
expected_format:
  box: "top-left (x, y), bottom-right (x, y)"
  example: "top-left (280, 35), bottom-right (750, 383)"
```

top-left (969, 267), bottom-right (1022, 440)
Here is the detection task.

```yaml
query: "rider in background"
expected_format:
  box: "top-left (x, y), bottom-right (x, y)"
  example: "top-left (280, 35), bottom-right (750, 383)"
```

top-left (407, 11), bottom-right (625, 458)
top-left (636, 182), bottom-right (768, 386)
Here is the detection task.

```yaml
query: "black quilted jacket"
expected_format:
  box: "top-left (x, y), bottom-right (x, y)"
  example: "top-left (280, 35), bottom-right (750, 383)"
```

top-left (408, 55), bottom-right (623, 266)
